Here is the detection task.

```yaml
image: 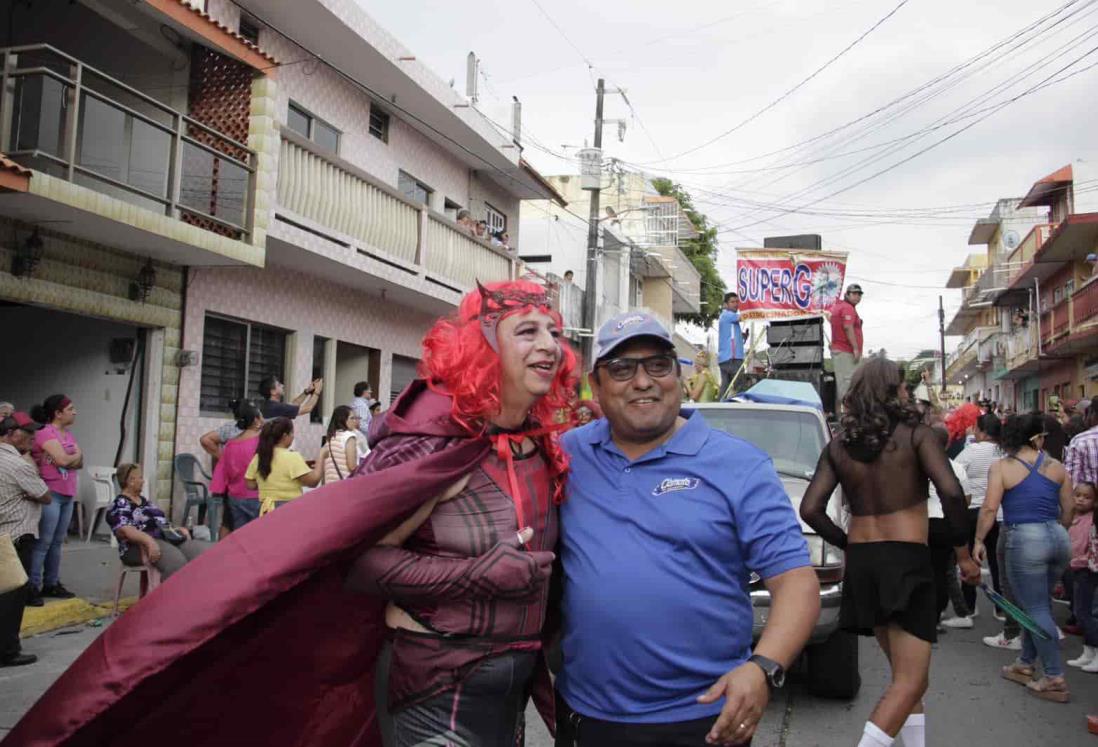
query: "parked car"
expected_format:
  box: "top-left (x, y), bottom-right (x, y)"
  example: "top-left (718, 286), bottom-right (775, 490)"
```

top-left (692, 401), bottom-right (860, 699)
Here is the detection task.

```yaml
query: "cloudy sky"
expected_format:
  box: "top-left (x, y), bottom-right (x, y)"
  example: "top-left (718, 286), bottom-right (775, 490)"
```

top-left (361, 0), bottom-right (1098, 359)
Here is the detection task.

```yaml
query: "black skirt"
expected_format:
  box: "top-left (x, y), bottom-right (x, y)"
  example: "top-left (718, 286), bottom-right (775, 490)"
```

top-left (840, 541), bottom-right (937, 643)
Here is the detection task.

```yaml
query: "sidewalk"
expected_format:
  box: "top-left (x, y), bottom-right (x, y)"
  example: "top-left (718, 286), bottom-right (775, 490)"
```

top-left (19, 538), bottom-right (139, 638)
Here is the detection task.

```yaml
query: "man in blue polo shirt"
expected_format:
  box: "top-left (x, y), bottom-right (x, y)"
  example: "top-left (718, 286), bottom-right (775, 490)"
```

top-left (557, 311), bottom-right (819, 746)
top-left (718, 292), bottom-right (746, 399)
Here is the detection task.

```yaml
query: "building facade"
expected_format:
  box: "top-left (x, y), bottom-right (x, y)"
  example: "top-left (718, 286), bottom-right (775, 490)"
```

top-left (945, 163), bottom-right (1098, 411)
top-left (0, 0), bottom-right (563, 519)
top-left (0, 0), bottom-right (274, 514)
top-left (175, 0), bottom-right (564, 474)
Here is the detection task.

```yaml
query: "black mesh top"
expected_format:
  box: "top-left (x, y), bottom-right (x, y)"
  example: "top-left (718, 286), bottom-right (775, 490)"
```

top-left (800, 423), bottom-right (969, 548)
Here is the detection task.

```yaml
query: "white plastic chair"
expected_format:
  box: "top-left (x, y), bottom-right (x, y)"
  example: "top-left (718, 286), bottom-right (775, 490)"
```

top-left (85, 467), bottom-right (117, 542)
top-left (109, 531), bottom-right (160, 617)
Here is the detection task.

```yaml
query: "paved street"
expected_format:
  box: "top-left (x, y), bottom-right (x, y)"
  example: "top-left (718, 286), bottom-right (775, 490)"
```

top-left (5, 592), bottom-right (1096, 744)
top-left (527, 596), bottom-right (1098, 745)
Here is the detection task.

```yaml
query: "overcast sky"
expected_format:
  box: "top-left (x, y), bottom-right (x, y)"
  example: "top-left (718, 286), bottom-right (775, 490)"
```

top-left (360, 0), bottom-right (1098, 359)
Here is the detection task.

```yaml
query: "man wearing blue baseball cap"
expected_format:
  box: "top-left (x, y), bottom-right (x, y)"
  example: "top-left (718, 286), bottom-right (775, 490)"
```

top-left (555, 311), bottom-right (820, 746)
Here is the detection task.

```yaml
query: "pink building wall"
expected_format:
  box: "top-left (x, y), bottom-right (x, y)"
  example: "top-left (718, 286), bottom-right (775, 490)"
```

top-left (174, 263), bottom-right (435, 472)
top-left (205, 0), bottom-right (522, 245)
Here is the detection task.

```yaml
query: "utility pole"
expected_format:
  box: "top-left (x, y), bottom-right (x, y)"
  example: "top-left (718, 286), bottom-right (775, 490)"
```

top-left (938, 295), bottom-right (947, 394)
top-left (580, 78), bottom-right (605, 367)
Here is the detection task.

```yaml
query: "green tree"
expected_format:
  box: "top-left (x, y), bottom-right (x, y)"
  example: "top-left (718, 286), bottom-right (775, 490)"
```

top-left (650, 178), bottom-right (726, 328)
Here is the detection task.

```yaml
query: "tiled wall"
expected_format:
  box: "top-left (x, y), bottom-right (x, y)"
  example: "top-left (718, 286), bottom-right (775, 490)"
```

top-left (174, 262), bottom-right (437, 471)
top-left (205, 0), bottom-right (521, 241)
top-left (0, 218), bottom-right (183, 504)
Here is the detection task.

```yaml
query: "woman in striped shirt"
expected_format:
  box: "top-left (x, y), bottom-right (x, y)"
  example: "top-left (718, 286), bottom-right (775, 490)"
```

top-left (952, 414), bottom-right (1005, 622)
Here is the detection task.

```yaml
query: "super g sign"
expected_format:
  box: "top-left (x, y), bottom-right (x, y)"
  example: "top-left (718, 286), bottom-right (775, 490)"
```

top-left (735, 249), bottom-right (848, 321)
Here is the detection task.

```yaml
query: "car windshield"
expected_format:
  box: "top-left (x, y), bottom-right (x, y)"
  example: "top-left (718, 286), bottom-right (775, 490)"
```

top-left (695, 408), bottom-right (825, 479)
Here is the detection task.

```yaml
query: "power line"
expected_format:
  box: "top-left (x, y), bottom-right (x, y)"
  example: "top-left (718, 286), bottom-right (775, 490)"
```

top-left (634, 0), bottom-right (911, 166)
top-left (718, 42), bottom-right (1098, 232)
top-left (705, 1), bottom-right (1098, 212)
top-left (623, 0), bottom-right (1088, 179)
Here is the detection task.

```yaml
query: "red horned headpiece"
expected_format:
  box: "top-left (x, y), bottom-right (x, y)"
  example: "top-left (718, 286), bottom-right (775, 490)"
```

top-left (476, 280), bottom-right (553, 353)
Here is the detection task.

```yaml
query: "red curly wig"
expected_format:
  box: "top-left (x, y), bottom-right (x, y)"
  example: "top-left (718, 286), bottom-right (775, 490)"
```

top-left (419, 280), bottom-right (580, 499)
top-left (945, 402), bottom-right (981, 444)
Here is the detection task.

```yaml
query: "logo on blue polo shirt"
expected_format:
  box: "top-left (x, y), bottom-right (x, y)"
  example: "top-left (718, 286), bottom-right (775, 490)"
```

top-left (652, 477), bottom-right (700, 496)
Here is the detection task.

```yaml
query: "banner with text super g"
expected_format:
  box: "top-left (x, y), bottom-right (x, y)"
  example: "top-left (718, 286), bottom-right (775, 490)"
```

top-left (735, 249), bottom-right (848, 321)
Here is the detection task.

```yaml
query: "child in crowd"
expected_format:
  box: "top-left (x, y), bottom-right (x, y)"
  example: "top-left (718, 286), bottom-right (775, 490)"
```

top-left (1067, 481), bottom-right (1098, 672)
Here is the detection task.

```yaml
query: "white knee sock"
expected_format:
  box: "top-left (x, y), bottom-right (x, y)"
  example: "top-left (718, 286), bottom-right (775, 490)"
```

top-left (858, 721), bottom-right (894, 747)
top-left (899, 713), bottom-right (925, 747)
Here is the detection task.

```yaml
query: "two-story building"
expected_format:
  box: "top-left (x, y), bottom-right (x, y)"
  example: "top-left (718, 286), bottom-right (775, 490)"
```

top-left (0, 0), bottom-right (564, 518)
top-left (0, 0), bottom-right (275, 511)
top-left (173, 0), bottom-right (566, 472)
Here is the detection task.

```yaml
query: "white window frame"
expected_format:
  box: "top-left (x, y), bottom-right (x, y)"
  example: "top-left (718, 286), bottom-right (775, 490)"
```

top-left (485, 203), bottom-right (506, 235)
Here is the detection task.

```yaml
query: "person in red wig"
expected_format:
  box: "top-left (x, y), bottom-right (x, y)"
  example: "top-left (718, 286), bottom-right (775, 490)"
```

top-left (347, 280), bottom-right (578, 745)
top-left (5, 280), bottom-right (578, 747)
top-left (944, 402), bottom-right (982, 459)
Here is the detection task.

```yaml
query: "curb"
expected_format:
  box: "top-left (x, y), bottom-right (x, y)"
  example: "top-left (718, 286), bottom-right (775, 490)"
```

top-left (20, 596), bottom-right (137, 637)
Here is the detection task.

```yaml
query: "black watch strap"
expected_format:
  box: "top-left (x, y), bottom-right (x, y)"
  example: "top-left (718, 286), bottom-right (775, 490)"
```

top-left (748, 654), bottom-right (785, 689)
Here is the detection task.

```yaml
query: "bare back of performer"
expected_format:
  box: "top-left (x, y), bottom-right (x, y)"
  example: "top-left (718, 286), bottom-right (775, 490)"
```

top-left (801, 357), bottom-right (980, 747)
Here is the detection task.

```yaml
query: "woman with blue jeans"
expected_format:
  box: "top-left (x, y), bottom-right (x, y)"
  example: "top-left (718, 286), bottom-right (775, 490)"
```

top-left (27, 394), bottom-right (83, 607)
top-left (974, 412), bottom-right (1074, 703)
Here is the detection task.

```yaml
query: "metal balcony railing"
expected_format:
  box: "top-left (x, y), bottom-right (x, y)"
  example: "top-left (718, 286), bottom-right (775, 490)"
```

top-left (0, 44), bottom-right (256, 239)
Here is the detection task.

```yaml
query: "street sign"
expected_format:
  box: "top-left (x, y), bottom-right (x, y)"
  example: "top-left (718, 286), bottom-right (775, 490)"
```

top-left (578, 147), bottom-right (602, 190)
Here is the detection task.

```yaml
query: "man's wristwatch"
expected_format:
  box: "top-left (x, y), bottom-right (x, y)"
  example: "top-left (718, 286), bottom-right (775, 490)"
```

top-left (748, 654), bottom-right (786, 689)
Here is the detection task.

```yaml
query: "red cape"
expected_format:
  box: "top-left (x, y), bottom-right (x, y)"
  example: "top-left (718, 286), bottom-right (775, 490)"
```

top-left (5, 381), bottom-right (553, 747)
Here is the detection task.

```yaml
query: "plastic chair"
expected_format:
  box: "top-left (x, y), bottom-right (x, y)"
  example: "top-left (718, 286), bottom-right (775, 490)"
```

top-left (110, 532), bottom-right (160, 618)
top-left (175, 453), bottom-right (221, 538)
top-left (85, 466), bottom-right (117, 542)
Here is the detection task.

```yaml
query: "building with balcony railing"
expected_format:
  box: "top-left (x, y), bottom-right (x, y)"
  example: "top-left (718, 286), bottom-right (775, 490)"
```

top-left (943, 198), bottom-right (1045, 404)
top-left (0, 0), bottom-right (276, 507)
top-left (985, 163), bottom-right (1098, 410)
top-left (171, 0), bottom-right (567, 467)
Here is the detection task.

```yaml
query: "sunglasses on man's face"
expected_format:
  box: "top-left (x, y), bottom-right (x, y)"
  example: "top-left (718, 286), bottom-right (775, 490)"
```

top-left (597, 353), bottom-right (677, 382)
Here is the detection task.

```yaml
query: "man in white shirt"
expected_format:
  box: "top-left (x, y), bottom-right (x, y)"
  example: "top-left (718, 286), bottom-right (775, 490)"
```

top-left (0, 412), bottom-right (51, 667)
top-left (349, 382), bottom-right (375, 458)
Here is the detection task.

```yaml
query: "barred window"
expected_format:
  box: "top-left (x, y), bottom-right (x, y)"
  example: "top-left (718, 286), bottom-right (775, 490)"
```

top-left (369, 104), bottom-right (390, 142)
top-left (200, 315), bottom-right (287, 414)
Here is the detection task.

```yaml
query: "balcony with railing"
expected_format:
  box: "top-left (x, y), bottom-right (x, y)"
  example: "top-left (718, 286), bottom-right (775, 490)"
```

top-left (0, 45), bottom-right (257, 252)
top-left (1036, 278), bottom-right (1098, 355)
top-left (1003, 324), bottom-right (1039, 374)
top-left (1005, 223), bottom-right (1055, 284)
top-left (274, 129), bottom-right (514, 304)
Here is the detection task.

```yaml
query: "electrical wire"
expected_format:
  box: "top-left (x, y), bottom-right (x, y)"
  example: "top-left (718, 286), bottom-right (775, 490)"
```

top-left (634, 0), bottom-right (911, 166)
top-left (633, 0), bottom-right (1088, 176)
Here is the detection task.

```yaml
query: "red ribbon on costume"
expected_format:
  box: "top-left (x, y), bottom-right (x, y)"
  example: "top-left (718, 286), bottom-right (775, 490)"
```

top-left (491, 422), bottom-right (569, 533)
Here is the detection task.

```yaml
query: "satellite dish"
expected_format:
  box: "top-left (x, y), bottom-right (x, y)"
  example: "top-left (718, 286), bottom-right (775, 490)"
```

top-left (1004, 230), bottom-right (1021, 250)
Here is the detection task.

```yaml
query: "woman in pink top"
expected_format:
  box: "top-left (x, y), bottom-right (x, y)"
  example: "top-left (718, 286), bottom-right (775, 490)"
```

top-left (210, 401), bottom-right (262, 532)
top-left (28, 394), bottom-right (82, 604)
